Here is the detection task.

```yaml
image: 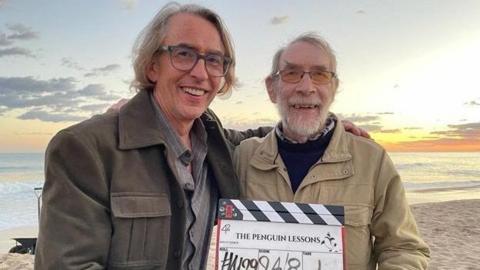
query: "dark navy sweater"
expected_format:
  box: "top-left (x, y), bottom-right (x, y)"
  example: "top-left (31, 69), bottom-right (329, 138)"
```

top-left (277, 129), bottom-right (334, 193)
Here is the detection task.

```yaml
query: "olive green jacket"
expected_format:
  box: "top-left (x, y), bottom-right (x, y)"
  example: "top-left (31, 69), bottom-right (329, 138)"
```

top-left (234, 117), bottom-right (430, 270)
top-left (35, 90), bottom-right (267, 269)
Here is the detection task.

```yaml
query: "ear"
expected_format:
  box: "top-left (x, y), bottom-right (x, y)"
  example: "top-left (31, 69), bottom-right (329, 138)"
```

top-left (265, 76), bottom-right (278, 104)
top-left (146, 61), bottom-right (158, 83)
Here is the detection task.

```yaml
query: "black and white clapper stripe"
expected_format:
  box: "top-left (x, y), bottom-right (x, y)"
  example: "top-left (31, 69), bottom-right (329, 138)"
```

top-left (218, 199), bottom-right (344, 226)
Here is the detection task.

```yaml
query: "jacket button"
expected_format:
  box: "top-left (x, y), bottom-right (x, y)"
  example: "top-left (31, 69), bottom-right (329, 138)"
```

top-left (174, 250), bottom-right (181, 258)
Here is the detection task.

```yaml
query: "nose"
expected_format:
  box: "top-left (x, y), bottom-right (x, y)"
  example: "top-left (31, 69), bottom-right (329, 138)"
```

top-left (189, 58), bottom-right (209, 80)
top-left (295, 72), bottom-right (315, 94)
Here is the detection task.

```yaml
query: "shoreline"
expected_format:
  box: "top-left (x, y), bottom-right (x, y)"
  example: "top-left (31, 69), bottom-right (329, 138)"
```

top-left (406, 186), bottom-right (480, 205)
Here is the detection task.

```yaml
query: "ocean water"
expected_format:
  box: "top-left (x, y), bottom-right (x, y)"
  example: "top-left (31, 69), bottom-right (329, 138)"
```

top-left (0, 152), bottom-right (479, 231)
top-left (390, 152), bottom-right (480, 191)
top-left (0, 153), bottom-right (44, 231)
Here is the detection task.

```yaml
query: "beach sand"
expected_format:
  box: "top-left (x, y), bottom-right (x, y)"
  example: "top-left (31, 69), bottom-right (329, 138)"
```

top-left (410, 199), bottom-right (480, 269)
top-left (1, 200), bottom-right (479, 270)
top-left (0, 226), bottom-right (37, 255)
top-left (0, 226), bottom-right (36, 270)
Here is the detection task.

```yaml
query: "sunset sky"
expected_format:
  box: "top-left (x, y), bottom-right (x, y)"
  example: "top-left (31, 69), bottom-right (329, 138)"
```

top-left (1, 0), bottom-right (479, 153)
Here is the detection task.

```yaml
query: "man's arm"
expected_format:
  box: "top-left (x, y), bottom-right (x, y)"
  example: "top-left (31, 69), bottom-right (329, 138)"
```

top-left (223, 127), bottom-right (272, 146)
top-left (107, 100), bottom-right (370, 144)
top-left (222, 119), bottom-right (370, 146)
top-left (371, 152), bottom-right (430, 270)
top-left (35, 130), bottom-right (111, 269)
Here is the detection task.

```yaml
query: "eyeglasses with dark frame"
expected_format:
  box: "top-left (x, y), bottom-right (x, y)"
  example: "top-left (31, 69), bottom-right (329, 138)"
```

top-left (157, 45), bottom-right (232, 77)
top-left (273, 69), bottom-right (337, 85)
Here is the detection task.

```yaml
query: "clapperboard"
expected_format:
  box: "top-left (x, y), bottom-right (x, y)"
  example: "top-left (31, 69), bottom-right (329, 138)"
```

top-left (215, 199), bottom-right (345, 270)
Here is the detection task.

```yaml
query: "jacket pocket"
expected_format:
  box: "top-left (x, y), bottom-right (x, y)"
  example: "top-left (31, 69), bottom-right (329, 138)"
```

top-left (109, 192), bottom-right (171, 269)
top-left (343, 205), bottom-right (373, 267)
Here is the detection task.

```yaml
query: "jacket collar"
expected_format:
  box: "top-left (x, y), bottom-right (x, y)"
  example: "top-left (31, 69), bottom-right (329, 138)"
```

top-left (117, 91), bottom-right (240, 198)
top-left (250, 113), bottom-right (352, 170)
top-left (321, 115), bottom-right (353, 163)
top-left (118, 90), bottom-right (168, 150)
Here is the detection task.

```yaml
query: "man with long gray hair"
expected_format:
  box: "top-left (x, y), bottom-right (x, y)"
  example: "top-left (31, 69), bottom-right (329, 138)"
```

top-left (35, 3), bottom-right (269, 269)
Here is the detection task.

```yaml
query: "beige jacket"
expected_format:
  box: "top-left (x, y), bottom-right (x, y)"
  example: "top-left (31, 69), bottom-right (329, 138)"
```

top-left (234, 117), bottom-right (430, 270)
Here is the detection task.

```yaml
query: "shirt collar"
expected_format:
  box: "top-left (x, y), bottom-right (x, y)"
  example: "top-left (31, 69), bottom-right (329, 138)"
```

top-left (150, 92), bottom-right (206, 165)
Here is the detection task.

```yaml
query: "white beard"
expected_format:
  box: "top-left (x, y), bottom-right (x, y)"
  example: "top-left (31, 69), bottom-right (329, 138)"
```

top-left (276, 96), bottom-right (331, 140)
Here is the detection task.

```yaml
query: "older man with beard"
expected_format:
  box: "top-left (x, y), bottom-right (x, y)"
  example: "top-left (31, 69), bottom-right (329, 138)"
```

top-left (233, 33), bottom-right (430, 270)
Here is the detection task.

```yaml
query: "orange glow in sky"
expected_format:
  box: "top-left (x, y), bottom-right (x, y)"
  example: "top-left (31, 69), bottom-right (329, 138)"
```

top-left (0, 1), bottom-right (479, 153)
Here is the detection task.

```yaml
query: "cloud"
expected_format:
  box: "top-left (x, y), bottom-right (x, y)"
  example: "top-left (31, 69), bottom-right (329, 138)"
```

top-left (376, 121), bottom-right (480, 152)
top-left (97, 93), bottom-right (122, 101)
top-left (18, 109), bottom-right (86, 123)
top-left (120, 0), bottom-right (138, 10)
top-left (0, 47), bottom-right (34, 57)
top-left (342, 114), bottom-right (380, 123)
top-left (384, 137), bottom-right (480, 152)
top-left (0, 76), bottom-right (122, 122)
top-left (404, 127), bottom-right (421, 130)
top-left (80, 103), bottom-right (111, 112)
top-left (358, 124), bottom-right (383, 132)
top-left (6, 24), bottom-right (39, 40)
top-left (464, 100), bottom-right (480, 106)
top-left (423, 136), bottom-right (440, 139)
top-left (14, 131), bottom-right (53, 136)
top-left (234, 78), bottom-right (245, 89)
top-left (1, 92), bottom-right (78, 108)
top-left (84, 64), bottom-right (121, 77)
top-left (0, 32), bottom-right (12, 46)
top-left (96, 64), bottom-right (121, 73)
top-left (430, 122), bottom-right (480, 139)
top-left (0, 76), bottom-right (76, 94)
top-left (61, 57), bottom-right (84, 71)
top-left (378, 129), bottom-right (402, 134)
top-left (78, 84), bottom-right (108, 96)
top-left (0, 106), bottom-right (8, 115)
top-left (0, 24), bottom-right (38, 58)
top-left (0, 0), bottom-right (7, 8)
top-left (377, 112), bottom-right (394, 115)
top-left (448, 122), bottom-right (480, 129)
top-left (270, 16), bottom-right (289, 25)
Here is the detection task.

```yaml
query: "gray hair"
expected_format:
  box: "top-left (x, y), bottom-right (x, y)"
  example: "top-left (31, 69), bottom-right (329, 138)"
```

top-left (268, 32), bottom-right (338, 89)
top-left (131, 2), bottom-right (235, 94)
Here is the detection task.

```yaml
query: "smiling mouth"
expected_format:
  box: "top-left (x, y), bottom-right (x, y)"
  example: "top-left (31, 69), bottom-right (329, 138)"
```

top-left (182, 87), bottom-right (207, 96)
top-left (290, 104), bottom-right (319, 109)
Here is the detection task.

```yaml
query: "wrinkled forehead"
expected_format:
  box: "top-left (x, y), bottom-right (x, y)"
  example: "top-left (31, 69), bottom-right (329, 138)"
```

top-left (280, 41), bottom-right (333, 70)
